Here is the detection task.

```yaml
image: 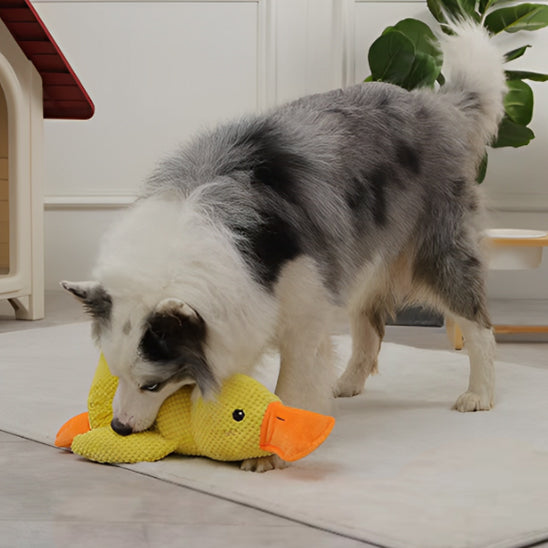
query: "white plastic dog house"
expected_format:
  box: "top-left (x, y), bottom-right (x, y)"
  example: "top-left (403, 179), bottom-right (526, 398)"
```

top-left (0, 0), bottom-right (93, 319)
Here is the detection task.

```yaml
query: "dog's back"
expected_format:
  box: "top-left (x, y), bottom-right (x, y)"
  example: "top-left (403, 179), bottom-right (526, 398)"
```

top-left (142, 23), bottom-right (504, 305)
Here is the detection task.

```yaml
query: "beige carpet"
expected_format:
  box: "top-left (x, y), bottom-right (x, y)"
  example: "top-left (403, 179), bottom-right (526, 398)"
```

top-left (1, 322), bottom-right (547, 548)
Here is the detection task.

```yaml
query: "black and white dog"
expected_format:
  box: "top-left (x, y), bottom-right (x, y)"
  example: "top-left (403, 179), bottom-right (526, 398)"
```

top-left (64, 22), bottom-right (505, 471)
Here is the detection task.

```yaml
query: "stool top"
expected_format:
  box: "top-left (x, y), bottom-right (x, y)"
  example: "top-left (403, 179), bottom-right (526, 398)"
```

top-left (486, 229), bottom-right (548, 247)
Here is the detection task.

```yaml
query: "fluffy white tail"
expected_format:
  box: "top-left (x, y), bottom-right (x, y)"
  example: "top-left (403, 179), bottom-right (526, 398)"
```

top-left (439, 21), bottom-right (507, 146)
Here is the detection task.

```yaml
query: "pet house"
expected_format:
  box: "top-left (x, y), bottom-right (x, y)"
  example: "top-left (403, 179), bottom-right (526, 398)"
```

top-left (0, 0), bottom-right (93, 319)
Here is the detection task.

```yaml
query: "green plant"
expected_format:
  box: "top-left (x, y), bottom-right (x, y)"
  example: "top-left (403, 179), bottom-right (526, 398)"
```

top-left (365, 1), bottom-right (548, 182)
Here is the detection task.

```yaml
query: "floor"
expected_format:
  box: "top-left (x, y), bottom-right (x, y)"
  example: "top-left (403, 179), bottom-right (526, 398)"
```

top-left (1, 293), bottom-right (547, 548)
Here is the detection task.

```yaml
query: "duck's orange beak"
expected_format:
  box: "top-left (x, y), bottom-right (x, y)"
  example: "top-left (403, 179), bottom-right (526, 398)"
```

top-left (259, 401), bottom-right (335, 462)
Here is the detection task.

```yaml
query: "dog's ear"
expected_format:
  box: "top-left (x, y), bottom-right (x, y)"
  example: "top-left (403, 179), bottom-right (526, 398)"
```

top-left (154, 298), bottom-right (201, 324)
top-left (146, 298), bottom-right (205, 352)
top-left (60, 281), bottom-right (112, 321)
top-left (144, 299), bottom-right (217, 395)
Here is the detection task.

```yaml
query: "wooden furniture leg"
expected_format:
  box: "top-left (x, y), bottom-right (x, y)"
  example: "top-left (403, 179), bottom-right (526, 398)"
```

top-left (446, 318), bottom-right (464, 350)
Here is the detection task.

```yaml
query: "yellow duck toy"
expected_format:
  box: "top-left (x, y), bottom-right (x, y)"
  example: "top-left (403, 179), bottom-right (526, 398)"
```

top-left (56, 354), bottom-right (335, 464)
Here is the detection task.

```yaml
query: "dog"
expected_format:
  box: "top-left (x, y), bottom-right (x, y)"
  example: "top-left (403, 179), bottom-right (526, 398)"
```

top-left (63, 21), bottom-right (506, 471)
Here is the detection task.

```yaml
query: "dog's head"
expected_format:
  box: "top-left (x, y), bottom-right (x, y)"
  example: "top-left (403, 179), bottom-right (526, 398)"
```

top-left (62, 281), bottom-right (218, 435)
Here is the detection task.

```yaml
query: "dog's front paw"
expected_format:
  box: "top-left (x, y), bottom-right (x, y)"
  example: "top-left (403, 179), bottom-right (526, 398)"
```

top-left (453, 391), bottom-right (493, 412)
top-left (334, 375), bottom-right (364, 398)
top-left (334, 359), bottom-right (377, 398)
top-left (240, 455), bottom-right (288, 473)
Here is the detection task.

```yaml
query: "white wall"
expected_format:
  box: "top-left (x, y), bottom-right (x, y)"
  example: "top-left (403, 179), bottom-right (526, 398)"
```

top-left (32, 0), bottom-right (548, 297)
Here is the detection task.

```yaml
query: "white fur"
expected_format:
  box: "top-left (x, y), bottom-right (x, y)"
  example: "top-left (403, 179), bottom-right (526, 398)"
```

top-left (273, 257), bottom-right (338, 415)
top-left (452, 317), bottom-right (496, 411)
top-left (439, 20), bottom-right (507, 148)
top-left (92, 191), bottom-right (278, 431)
top-left (95, 192), bottom-right (277, 380)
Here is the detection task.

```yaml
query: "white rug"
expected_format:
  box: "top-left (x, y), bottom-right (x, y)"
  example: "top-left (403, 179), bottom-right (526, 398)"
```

top-left (1, 322), bottom-right (548, 548)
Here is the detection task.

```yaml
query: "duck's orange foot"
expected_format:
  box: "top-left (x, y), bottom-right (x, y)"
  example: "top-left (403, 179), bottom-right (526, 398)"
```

top-left (55, 412), bottom-right (91, 448)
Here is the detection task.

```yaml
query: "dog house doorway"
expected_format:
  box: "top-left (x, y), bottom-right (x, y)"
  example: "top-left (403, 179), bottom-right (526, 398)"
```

top-left (0, 83), bottom-right (8, 276)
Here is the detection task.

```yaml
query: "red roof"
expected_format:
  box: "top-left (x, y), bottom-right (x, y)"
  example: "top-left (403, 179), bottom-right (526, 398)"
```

top-left (0, 0), bottom-right (94, 119)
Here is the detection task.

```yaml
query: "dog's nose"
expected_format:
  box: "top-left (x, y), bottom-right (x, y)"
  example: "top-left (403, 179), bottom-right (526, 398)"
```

top-left (111, 418), bottom-right (133, 436)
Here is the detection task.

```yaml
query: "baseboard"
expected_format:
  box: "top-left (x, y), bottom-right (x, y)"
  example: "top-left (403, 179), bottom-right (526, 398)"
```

top-left (44, 195), bottom-right (136, 210)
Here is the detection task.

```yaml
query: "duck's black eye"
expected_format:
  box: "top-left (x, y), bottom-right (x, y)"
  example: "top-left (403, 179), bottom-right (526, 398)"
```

top-left (232, 409), bottom-right (245, 422)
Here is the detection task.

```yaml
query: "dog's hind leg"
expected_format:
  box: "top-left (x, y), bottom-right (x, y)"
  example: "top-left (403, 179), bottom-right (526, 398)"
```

top-left (414, 233), bottom-right (495, 412)
top-left (335, 307), bottom-right (384, 397)
top-left (451, 315), bottom-right (495, 411)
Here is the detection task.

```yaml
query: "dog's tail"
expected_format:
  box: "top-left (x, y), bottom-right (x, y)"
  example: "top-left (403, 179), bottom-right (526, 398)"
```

top-left (438, 20), bottom-right (506, 147)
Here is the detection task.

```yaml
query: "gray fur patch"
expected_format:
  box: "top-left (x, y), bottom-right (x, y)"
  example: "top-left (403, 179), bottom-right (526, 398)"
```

top-left (142, 78), bottom-right (497, 314)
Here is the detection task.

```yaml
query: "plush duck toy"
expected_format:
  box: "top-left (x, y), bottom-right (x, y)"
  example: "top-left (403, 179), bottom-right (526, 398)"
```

top-left (55, 355), bottom-right (335, 464)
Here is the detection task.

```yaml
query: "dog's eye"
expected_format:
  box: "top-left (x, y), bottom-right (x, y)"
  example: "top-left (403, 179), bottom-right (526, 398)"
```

top-left (141, 383), bottom-right (160, 392)
top-left (232, 409), bottom-right (245, 422)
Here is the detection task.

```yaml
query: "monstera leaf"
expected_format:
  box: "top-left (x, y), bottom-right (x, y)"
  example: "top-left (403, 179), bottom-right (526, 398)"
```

top-left (427, 0), bottom-right (480, 22)
top-left (384, 19), bottom-right (442, 62)
top-left (492, 116), bottom-right (535, 148)
top-left (504, 45), bottom-right (531, 62)
top-left (504, 80), bottom-right (534, 125)
top-left (479, 0), bottom-right (512, 15)
top-left (505, 70), bottom-right (548, 81)
top-left (368, 19), bottom-right (442, 89)
top-left (368, 31), bottom-right (415, 86)
top-left (485, 3), bottom-right (548, 33)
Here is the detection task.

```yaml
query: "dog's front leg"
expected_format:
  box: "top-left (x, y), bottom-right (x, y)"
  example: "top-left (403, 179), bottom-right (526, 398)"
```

top-left (275, 333), bottom-right (336, 415)
top-left (240, 334), bottom-right (335, 472)
top-left (240, 258), bottom-right (336, 472)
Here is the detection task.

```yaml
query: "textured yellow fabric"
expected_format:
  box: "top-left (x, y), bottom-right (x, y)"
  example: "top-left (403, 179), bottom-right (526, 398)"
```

top-left (190, 375), bottom-right (279, 461)
top-left (71, 355), bottom-right (278, 463)
top-left (87, 354), bottom-right (117, 429)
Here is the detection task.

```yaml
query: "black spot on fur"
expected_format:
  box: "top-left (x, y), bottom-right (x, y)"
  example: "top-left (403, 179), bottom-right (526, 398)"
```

top-left (236, 212), bottom-right (302, 287)
top-left (417, 106), bottom-right (429, 120)
top-left (450, 178), bottom-right (466, 199)
top-left (370, 169), bottom-right (388, 227)
top-left (396, 141), bottom-right (421, 175)
top-left (326, 107), bottom-right (350, 117)
top-left (235, 122), bottom-right (309, 205)
top-left (378, 94), bottom-right (391, 109)
top-left (139, 308), bottom-right (216, 394)
top-left (345, 168), bottom-right (389, 228)
top-left (345, 175), bottom-right (368, 213)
